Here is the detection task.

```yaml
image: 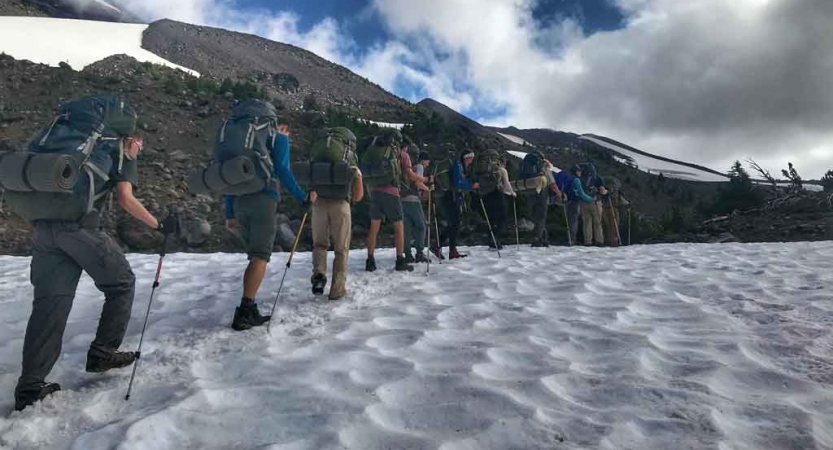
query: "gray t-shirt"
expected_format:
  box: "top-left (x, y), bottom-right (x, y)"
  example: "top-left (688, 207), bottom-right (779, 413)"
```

top-left (402, 163), bottom-right (423, 203)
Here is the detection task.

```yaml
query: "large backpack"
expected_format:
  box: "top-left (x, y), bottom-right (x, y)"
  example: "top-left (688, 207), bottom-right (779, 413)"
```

top-left (361, 129), bottom-right (403, 188)
top-left (212, 100), bottom-right (279, 195)
top-left (292, 127), bottom-right (357, 201)
top-left (472, 149), bottom-right (503, 194)
top-left (1, 95), bottom-right (137, 222)
top-left (521, 150), bottom-right (547, 179)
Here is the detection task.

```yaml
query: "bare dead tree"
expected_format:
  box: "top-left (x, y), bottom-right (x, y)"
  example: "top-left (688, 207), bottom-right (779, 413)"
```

top-left (746, 158), bottom-right (779, 195)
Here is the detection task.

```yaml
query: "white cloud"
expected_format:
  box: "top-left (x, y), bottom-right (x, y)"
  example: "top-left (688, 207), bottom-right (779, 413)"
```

top-left (112, 0), bottom-right (833, 178)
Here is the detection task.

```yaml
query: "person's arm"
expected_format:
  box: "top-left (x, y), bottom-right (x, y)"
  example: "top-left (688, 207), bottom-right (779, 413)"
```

top-left (500, 167), bottom-right (516, 196)
top-left (351, 167), bottom-right (364, 203)
top-left (116, 182), bottom-right (159, 229)
top-left (573, 178), bottom-right (594, 202)
top-left (273, 133), bottom-right (307, 202)
top-left (224, 195), bottom-right (235, 219)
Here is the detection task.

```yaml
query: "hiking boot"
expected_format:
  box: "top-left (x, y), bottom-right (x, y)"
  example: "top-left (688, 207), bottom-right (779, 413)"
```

top-left (231, 303), bottom-right (271, 331)
top-left (430, 245), bottom-right (445, 260)
top-left (449, 249), bottom-right (468, 259)
top-left (395, 256), bottom-right (414, 272)
top-left (365, 256), bottom-right (377, 272)
top-left (404, 252), bottom-right (415, 264)
top-left (86, 345), bottom-right (137, 373)
top-left (415, 251), bottom-right (429, 263)
top-left (14, 382), bottom-right (61, 412)
top-left (531, 240), bottom-right (547, 248)
top-left (311, 273), bottom-right (327, 295)
top-left (328, 280), bottom-right (346, 301)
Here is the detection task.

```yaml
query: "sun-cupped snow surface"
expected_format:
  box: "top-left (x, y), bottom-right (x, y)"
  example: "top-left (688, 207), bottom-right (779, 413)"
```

top-left (0, 17), bottom-right (199, 76)
top-left (507, 150), bottom-right (562, 173)
top-left (580, 136), bottom-right (730, 183)
top-left (2, 242), bottom-right (833, 449)
top-left (498, 133), bottom-right (534, 147)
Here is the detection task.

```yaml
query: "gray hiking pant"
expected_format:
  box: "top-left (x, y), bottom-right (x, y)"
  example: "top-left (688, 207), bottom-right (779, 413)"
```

top-left (402, 200), bottom-right (426, 255)
top-left (17, 214), bottom-right (136, 389)
top-left (529, 190), bottom-right (549, 242)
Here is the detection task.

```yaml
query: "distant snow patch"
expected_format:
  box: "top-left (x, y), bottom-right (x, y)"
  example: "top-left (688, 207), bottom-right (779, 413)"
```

top-left (498, 132), bottom-right (534, 147)
top-left (0, 17), bottom-right (199, 76)
top-left (580, 135), bottom-right (729, 183)
top-left (93, 0), bottom-right (121, 12)
top-left (359, 119), bottom-right (408, 130)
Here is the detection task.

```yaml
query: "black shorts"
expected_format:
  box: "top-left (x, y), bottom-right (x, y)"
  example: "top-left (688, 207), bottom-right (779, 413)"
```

top-left (369, 191), bottom-right (404, 222)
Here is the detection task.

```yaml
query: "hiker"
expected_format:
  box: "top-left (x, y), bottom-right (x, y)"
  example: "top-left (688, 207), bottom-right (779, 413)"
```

top-left (433, 149), bottom-right (479, 259)
top-left (519, 151), bottom-right (561, 247)
top-left (4, 96), bottom-right (177, 412)
top-left (361, 130), bottom-right (426, 272)
top-left (403, 149), bottom-right (432, 263)
top-left (601, 177), bottom-right (626, 246)
top-left (579, 164), bottom-right (607, 246)
top-left (555, 165), bottom-right (595, 245)
top-left (307, 128), bottom-right (364, 300)
top-left (478, 153), bottom-right (515, 248)
top-left (222, 101), bottom-right (314, 331)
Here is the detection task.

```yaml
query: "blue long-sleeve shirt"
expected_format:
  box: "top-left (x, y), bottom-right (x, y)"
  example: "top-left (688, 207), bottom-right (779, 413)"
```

top-left (555, 171), bottom-right (594, 203)
top-left (572, 178), bottom-right (595, 203)
top-left (224, 133), bottom-right (306, 219)
top-left (452, 161), bottom-right (473, 191)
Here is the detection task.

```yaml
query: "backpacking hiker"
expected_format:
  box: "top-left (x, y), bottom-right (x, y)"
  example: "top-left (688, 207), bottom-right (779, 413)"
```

top-left (474, 149), bottom-right (508, 249)
top-left (579, 164), bottom-right (607, 246)
top-left (519, 151), bottom-right (561, 247)
top-left (221, 101), bottom-right (315, 331)
top-left (555, 165), bottom-right (595, 245)
top-left (403, 149), bottom-right (431, 263)
top-left (361, 129), bottom-right (426, 272)
top-left (601, 177), bottom-right (626, 246)
top-left (305, 127), bottom-right (364, 300)
top-left (432, 149), bottom-right (479, 259)
top-left (2, 96), bottom-right (178, 412)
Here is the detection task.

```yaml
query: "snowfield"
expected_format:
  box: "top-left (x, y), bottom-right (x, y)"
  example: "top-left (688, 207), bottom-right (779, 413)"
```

top-left (0, 17), bottom-right (199, 76)
top-left (1, 242), bottom-right (833, 449)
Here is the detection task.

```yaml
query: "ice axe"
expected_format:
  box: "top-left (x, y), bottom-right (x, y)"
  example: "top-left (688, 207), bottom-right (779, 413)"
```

top-left (479, 197), bottom-right (501, 258)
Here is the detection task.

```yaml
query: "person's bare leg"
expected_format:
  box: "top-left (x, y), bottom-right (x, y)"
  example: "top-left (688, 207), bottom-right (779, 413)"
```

top-left (393, 221), bottom-right (405, 257)
top-left (367, 219), bottom-right (382, 257)
top-left (243, 258), bottom-right (268, 299)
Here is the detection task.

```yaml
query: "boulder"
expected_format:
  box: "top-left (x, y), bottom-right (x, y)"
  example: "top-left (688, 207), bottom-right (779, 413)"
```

top-left (275, 222), bottom-right (296, 249)
top-left (517, 218), bottom-right (535, 232)
top-left (181, 218), bottom-right (212, 246)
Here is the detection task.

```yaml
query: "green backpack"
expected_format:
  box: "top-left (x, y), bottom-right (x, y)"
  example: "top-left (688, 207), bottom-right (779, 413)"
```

top-left (311, 127), bottom-right (356, 163)
top-left (361, 129), bottom-right (403, 188)
top-left (473, 149), bottom-right (503, 194)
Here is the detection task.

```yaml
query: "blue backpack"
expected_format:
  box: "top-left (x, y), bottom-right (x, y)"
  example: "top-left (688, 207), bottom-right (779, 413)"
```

top-left (213, 100), bottom-right (279, 195)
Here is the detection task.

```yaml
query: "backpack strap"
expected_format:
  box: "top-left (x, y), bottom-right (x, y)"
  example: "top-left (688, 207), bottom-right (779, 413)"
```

top-left (39, 113), bottom-right (70, 146)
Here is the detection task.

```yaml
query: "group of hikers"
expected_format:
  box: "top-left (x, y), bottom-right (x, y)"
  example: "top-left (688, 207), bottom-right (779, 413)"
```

top-left (0, 96), bottom-right (628, 412)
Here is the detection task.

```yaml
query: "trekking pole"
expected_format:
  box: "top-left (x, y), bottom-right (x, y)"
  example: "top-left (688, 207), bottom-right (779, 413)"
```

top-left (479, 197), bottom-right (501, 258)
top-left (125, 229), bottom-right (172, 401)
top-left (562, 203), bottom-right (572, 247)
top-left (628, 207), bottom-right (632, 246)
top-left (608, 197), bottom-right (622, 247)
top-left (432, 198), bottom-right (442, 265)
top-left (426, 189), bottom-right (432, 273)
top-left (513, 197), bottom-right (520, 250)
top-left (267, 212), bottom-right (308, 334)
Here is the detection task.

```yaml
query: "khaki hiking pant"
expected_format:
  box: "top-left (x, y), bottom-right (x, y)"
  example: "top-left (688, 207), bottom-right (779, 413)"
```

top-left (581, 200), bottom-right (604, 245)
top-left (312, 199), bottom-right (351, 288)
top-left (603, 203), bottom-right (621, 246)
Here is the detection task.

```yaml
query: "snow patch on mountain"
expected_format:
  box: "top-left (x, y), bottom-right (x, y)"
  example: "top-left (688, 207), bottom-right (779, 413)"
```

top-left (498, 132), bottom-right (534, 147)
top-left (358, 119), bottom-right (408, 130)
top-left (0, 17), bottom-right (198, 76)
top-left (92, 0), bottom-right (121, 13)
top-left (580, 135), bottom-right (729, 183)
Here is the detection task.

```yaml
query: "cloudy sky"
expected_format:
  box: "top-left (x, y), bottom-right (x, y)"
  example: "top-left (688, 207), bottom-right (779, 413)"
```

top-left (108, 0), bottom-right (833, 178)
